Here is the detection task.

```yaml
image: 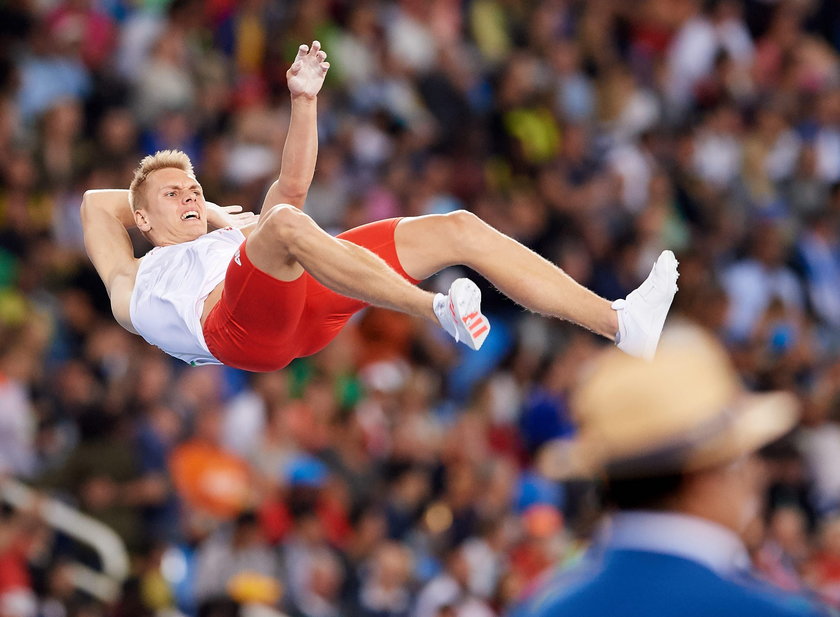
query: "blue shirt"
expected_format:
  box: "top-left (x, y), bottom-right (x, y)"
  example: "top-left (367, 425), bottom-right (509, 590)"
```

top-left (523, 512), bottom-right (831, 617)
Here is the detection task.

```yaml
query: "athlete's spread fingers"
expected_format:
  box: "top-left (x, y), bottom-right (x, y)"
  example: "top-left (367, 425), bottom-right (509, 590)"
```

top-left (289, 60), bottom-right (302, 75)
top-left (321, 62), bottom-right (330, 72)
top-left (311, 40), bottom-right (321, 54)
top-left (222, 205), bottom-right (243, 213)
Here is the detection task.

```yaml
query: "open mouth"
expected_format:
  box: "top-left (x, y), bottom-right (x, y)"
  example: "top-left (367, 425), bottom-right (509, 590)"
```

top-left (181, 211), bottom-right (200, 221)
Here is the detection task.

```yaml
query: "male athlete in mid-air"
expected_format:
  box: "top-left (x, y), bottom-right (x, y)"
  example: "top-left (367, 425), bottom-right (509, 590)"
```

top-left (81, 41), bottom-right (678, 372)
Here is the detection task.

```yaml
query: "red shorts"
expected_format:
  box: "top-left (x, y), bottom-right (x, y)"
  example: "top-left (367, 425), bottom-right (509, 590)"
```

top-left (203, 218), bottom-right (419, 372)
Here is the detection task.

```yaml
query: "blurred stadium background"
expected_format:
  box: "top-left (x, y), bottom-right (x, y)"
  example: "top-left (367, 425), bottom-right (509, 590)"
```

top-left (3, 0), bottom-right (840, 615)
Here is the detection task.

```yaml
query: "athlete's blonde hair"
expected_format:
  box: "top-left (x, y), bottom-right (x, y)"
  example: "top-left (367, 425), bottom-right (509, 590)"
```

top-left (129, 150), bottom-right (195, 211)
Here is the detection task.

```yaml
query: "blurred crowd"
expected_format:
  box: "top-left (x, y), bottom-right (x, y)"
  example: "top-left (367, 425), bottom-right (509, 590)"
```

top-left (5, 0), bottom-right (840, 616)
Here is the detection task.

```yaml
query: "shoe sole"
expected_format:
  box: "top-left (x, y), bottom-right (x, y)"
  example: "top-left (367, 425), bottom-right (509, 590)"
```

top-left (655, 250), bottom-right (679, 292)
top-left (448, 278), bottom-right (490, 351)
top-left (643, 250), bottom-right (680, 358)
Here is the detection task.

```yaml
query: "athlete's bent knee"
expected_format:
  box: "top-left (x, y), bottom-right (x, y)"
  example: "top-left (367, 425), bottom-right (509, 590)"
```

top-left (445, 209), bottom-right (481, 228)
top-left (261, 204), bottom-right (313, 246)
top-left (443, 209), bottom-right (485, 250)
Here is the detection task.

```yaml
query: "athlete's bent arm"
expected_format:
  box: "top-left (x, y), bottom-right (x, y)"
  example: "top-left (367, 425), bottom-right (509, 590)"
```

top-left (80, 189), bottom-right (136, 294)
top-left (262, 41), bottom-right (329, 212)
top-left (80, 189), bottom-right (139, 331)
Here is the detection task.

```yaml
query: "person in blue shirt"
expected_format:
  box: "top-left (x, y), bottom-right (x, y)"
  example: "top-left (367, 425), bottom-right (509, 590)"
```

top-left (525, 326), bottom-right (834, 617)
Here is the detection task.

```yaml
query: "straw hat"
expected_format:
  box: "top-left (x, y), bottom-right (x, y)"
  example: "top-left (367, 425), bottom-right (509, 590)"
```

top-left (538, 326), bottom-right (799, 479)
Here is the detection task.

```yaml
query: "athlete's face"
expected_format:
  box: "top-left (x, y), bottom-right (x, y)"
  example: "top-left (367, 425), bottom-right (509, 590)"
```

top-left (134, 167), bottom-right (208, 246)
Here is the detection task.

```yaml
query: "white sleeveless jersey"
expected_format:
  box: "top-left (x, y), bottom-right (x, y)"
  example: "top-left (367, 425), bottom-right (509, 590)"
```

top-left (129, 227), bottom-right (245, 366)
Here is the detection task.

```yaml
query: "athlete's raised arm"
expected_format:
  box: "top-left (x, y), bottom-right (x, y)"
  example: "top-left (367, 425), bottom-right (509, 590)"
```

top-left (262, 40), bottom-right (330, 213)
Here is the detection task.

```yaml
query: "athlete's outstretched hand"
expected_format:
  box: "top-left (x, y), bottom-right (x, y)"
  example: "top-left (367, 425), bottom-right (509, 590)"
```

top-left (286, 40), bottom-right (329, 100)
top-left (206, 202), bottom-right (258, 230)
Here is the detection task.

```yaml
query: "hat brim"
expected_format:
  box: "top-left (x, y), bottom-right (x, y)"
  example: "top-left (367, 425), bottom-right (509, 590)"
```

top-left (538, 391), bottom-right (798, 480)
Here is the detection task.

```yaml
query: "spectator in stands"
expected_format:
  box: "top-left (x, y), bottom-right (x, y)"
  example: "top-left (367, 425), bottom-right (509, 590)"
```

top-left (194, 511), bottom-right (280, 606)
top-left (722, 221), bottom-right (804, 343)
top-left (414, 544), bottom-right (493, 617)
top-left (357, 541), bottom-right (414, 617)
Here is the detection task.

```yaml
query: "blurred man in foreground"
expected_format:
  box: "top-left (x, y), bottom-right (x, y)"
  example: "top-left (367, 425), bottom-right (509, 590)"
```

top-left (530, 328), bottom-right (831, 616)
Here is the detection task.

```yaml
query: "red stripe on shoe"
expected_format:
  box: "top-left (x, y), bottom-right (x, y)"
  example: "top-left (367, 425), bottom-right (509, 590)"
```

top-left (461, 311), bottom-right (479, 324)
top-left (468, 317), bottom-right (486, 333)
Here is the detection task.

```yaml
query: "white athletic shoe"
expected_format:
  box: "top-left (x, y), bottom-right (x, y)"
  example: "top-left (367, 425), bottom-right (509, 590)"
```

top-left (612, 250), bottom-right (679, 360)
top-left (433, 278), bottom-right (491, 351)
